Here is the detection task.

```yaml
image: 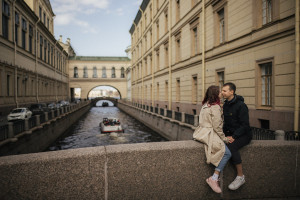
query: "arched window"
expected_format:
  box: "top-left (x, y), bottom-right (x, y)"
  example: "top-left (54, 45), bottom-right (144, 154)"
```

top-left (93, 66), bottom-right (97, 78)
top-left (74, 67), bottom-right (78, 78)
top-left (121, 67), bottom-right (125, 78)
top-left (111, 67), bottom-right (116, 78)
top-left (102, 66), bottom-right (107, 78)
top-left (83, 66), bottom-right (88, 78)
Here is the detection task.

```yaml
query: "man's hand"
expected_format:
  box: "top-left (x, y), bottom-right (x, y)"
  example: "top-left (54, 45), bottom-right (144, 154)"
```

top-left (227, 136), bottom-right (235, 143)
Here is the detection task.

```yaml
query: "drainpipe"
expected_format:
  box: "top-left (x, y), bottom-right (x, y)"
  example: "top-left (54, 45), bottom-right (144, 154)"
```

top-left (54, 40), bottom-right (58, 102)
top-left (295, 0), bottom-right (300, 131)
top-left (35, 16), bottom-right (40, 103)
top-left (168, 0), bottom-right (172, 109)
top-left (201, 0), bottom-right (206, 99)
top-left (130, 22), bottom-right (136, 103)
top-left (12, 0), bottom-right (18, 107)
top-left (139, 7), bottom-right (144, 106)
top-left (151, 4), bottom-right (154, 107)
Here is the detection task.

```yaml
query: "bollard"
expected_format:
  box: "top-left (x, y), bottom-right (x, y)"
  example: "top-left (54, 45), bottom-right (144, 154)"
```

top-left (194, 115), bottom-right (199, 127)
top-left (275, 130), bottom-right (285, 140)
top-left (181, 112), bottom-right (185, 123)
top-left (45, 112), bottom-right (48, 121)
top-left (8, 122), bottom-right (14, 138)
top-left (24, 118), bottom-right (29, 131)
top-left (36, 115), bottom-right (40, 126)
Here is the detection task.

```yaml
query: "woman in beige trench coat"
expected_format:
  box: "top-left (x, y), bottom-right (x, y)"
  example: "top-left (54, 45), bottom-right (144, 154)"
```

top-left (193, 85), bottom-right (231, 193)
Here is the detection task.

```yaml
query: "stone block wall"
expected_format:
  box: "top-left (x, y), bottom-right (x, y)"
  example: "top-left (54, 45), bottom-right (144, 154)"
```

top-left (0, 140), bottom-right (299, 199)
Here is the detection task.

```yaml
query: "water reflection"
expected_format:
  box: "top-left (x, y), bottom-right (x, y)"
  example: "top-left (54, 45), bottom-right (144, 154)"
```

top-left (47, 101), bottom-right (167, 151)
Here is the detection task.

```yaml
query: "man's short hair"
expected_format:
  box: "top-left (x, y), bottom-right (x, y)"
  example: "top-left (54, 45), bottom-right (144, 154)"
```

top-left (223, 82), bottom-right (236, 94)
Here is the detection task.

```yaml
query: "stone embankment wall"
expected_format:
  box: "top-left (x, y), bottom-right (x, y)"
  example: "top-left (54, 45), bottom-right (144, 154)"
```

top-left (0, 102), bottom-right (92, 156)
top-left (0, 140), bottom-right (299, 199)
top-left (117, 101), bottom-right (196, 141)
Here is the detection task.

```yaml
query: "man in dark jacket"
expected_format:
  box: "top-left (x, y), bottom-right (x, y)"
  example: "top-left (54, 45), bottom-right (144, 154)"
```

top-left (222, 82), bottom-right (252, 190)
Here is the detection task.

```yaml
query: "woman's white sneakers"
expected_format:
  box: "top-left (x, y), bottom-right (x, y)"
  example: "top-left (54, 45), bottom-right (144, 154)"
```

top-left (228, 175), bottom-right (245, 190)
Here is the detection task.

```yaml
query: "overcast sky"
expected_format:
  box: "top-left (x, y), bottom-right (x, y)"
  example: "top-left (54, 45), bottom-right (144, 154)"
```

top-left (50, 0), bottom-right (142, 57)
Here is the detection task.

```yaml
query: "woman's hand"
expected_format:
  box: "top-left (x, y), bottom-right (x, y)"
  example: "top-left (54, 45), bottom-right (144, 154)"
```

top-left (227, 136), bottom-right (235, 143)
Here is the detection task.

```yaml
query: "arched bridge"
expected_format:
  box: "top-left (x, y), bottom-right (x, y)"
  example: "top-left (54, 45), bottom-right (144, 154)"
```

top-left (91, 97), bottom-right (119, 106)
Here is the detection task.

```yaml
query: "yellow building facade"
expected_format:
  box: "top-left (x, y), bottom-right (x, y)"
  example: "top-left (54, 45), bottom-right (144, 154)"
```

top-left (69, 56), bottom-right (131, 100)
top-left (130, 0), bottom-right (299, 131)
top-left (0, 0), bottom-right (70, 115)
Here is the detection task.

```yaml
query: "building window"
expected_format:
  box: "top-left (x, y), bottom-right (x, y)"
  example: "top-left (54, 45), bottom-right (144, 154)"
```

top-left (156, 49), bottom-right (160, 71)
top-left (43, 12), bottom-right (46, 24)
top-left (156, 83), bottom-right (159, 101)
top-left (47, 17), bottom-right (49, 28)
top-left (48, 43), bottom-right (50, 63)
top-left (74, 67), bottom-right (78, 78)
top-left (51, 47), bottom-right (53, 65)
top-left (164, 43), bottom-right (169, 67)
top-left (164, 10), bottom-right (168, 33)
top-left (260, 62), bottom-right (272, 106)
top-left (15, 12), bottom-right (19, 44)
top-left (191, 26), bottom-right (198, 56)
top-left (150, 55), bottom-right (153, 74)
top-left (175, 34), bottom-right (181, 62)
top-left (150, 28), bottom-right (153, 46)
top-left (29, 25), bottom-right (33, 53)
top-left (217, 71), bottom-right (224, 89)
top-left (192, 76), bottom-right (198, 103)
top-left (39, 6), bottom-right (42, 19)
top-left (6, 74), bottom-right (10, 96)
top-left (150, 84), bottom-right (153, 102)
top-left (102, 67), bottom-right (107, 78)
top-left (111, 67), bottom-right (116, 78)
top-left (83, 66), bottom-right (88, 78)
top-left (262, 0), bottom-right (272, 25)
top-left (165, 81), bottom-right (168, 101)
top-left (44, 39), bottom-right (47, 61)
top-left (218, 8), bottom-right (225, 44)
top-left (21, 18), bottom-right (27, 49)
top-left (2, 0), bottom-right (10, 39)
top-left (121, 67), bottom-right (125, 78)
top-left (93, 67), bottom-right (97, 78)
top-left (176, 0), bottom-right (180, 22)
top-left (176, 79), bottom-right (180, 102)
top-left (156, 20), bottom-right (159, 41)
top-left (40, 36), bottom-right (43, 59)
top-left (144, 59), bottom-right (148, 76)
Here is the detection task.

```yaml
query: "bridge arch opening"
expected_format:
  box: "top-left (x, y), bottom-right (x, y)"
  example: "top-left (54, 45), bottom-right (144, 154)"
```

top-left (88, 85), bottom-right (122, 100)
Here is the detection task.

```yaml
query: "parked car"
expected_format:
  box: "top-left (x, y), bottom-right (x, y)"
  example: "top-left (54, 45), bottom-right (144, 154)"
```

top-left (29, 103), bottom-right (49, 115)
top-left (59, 100), bottom-right (70, 107)
top-left (7, 108), bottom-right (32, 121)
top-left (47, 103), bottom-right (57, 110)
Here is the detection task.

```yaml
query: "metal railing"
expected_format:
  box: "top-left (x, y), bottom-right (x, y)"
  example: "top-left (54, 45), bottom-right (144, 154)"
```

top-left (13, 120), bottom-right (25, 135)
top-left (29, 116), bottom-right (37, 129)
top-left (251, 127), bottom-right (275, 140)
top-left (185, 113), bottom-right (194, 125)
top-left (175, 111), bottom-right (181, 122)
top-left (0, 101), bottom-right (90, 142)
top-left (285, 131), bottom-right (300, 141)
top-left (160, 108), bottom-right (164, 116)
top-left (166, 110), bottom-right (172, 118)
top-left (0, 125), bottom-right (8, 141)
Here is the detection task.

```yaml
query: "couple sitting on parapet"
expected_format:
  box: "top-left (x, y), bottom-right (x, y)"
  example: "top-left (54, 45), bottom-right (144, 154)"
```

top-left (193, 82), bottom-right (252, 194)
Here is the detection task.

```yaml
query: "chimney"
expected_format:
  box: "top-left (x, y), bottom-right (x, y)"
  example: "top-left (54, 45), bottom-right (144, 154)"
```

top-left (66, 38), bottom-right (70, 44)
top-left (59, 35), bottom-right (63, 42)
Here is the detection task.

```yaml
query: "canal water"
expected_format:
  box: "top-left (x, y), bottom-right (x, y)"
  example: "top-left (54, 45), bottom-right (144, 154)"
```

top-left (47, 101), bottom-right (167, 151)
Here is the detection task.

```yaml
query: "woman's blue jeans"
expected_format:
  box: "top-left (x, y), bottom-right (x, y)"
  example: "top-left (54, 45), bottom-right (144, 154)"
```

top-left (215, 144), bottom-right (231, 172)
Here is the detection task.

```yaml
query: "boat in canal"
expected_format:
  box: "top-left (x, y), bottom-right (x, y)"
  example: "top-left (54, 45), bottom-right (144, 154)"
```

top-left (102, 102), bottom-right (109, 107)
top-left (100, 117), bottom-right (124, 133)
